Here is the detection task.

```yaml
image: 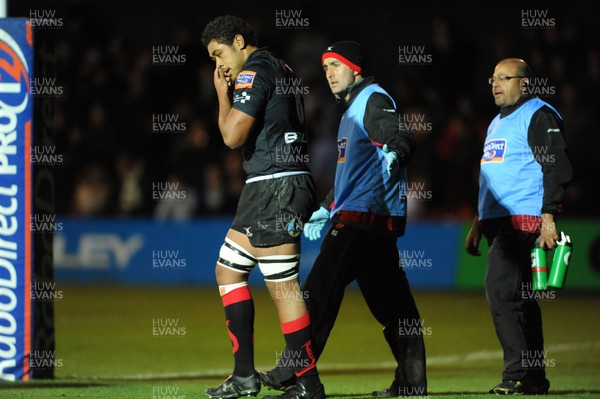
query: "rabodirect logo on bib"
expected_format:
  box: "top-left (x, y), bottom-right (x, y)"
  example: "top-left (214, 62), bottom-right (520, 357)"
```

top-left (337, 137), bottom-right (348, 163)
top-left (481, 139), bottom-right (507, 164)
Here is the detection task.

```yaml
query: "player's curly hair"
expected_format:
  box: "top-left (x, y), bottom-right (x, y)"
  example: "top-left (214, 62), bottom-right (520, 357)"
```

top-left (201, 15), bottom-right (257, 47)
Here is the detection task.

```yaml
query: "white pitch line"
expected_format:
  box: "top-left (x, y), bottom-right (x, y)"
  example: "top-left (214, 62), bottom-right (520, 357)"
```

top-left (92, 341), bottom-right (600, 381)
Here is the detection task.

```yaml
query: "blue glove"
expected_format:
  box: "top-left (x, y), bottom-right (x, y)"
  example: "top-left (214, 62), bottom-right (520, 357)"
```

top-left (382, 144), bottom-right (398, 176)
top-left (303, 206), bottom-right (330, 241)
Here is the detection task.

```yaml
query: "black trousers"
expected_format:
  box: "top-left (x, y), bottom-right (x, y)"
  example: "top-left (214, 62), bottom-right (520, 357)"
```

top-left (484, 226), bottom-right (547, 382)
top-left (276, 222), bottom-right (427, 389)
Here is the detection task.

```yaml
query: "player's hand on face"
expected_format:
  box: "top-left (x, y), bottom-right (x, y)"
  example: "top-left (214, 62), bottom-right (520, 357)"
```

top-left (213, 66), bottom-right (231, 96)
top-left (223, 69), bottom-right (233, 86)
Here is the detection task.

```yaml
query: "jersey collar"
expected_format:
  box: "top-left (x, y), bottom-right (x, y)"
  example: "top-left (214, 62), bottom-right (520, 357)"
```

top-left (336, 76), bottom-right (375, 108)
top-left (499, 96), bottom-right (532, 118)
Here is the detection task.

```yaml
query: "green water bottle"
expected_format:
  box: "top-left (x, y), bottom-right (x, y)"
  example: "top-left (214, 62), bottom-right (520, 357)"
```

top-left (548, 232), bottom-right (572, 289)
top-left (531, 239), bottom-right (548, 291)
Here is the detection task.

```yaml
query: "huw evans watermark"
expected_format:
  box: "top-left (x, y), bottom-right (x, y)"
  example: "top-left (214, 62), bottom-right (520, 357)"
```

top-left (152, 318), bottom-right (187, 337)
top-left (399, 250), bottom-right (433, 270)
top-left (30, 145), bottom-right (63, 166)
top-left (30, 213), bottom-right (63, 233)
top-left (30, 350), bottom-right (63, 369)
top-left (521, 350), bottom-right (556, 369)
top-left (29, 9), bottom-right (63, 29)
top-left (405, 181), bottom-right (433, 202)
top-left (521, 9), bottom-right (556, 29)
top-left (152, 45), bottom-right (187, 65)
top-left (30, 281), bottom-right (63, 302)
top-left (399, 113), bottom-right (432, 135)
top-left (398, 45), bottom-right (432, 66)
top-left (152, 250), bottom-right (187, 269)
top-left (522, 77), bottom-right (556, 98)
top-left (152, 181), bottom-right (187, 201)
top-left (275, 77), bottom-right (310, 97)
top-left (152, 114), bottom-right (187, 134)
top-left (275, 10), bottom-right (309, 29)
top-left (152, 386), bottom-right (186, 399)
top-left (398, 318), bottom-right (433, 337)
top-left (30, 78), bottom-right (63, 97)
top-left (521, 282), bottom-right (556, 302)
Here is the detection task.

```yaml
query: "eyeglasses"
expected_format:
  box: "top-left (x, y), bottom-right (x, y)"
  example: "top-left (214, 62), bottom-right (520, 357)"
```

top-left (488, 76), bottom-right (525, 85)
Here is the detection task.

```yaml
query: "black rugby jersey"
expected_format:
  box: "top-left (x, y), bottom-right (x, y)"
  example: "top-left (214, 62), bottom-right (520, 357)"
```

top-left (232, 48), bottom-right (310, 178)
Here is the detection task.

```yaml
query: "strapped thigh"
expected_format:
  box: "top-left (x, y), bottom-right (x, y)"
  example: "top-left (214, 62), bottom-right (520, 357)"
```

top-left (257, 254), bottom-right (300, 282)
top-left (217, 237), bottom-right (257, 274)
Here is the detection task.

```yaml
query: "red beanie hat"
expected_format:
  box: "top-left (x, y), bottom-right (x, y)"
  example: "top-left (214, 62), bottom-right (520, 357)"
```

top-left (322, 41), bottom-right (364, 73)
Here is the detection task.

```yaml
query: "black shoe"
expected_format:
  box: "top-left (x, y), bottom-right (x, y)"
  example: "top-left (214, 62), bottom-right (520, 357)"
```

top-left (257, 370), bottom-right (295, 391)
top-left (206, 374), bottom-right (260, 398)
top-left (372, 381), bottom-right (397, 397)
top-left (490, 379), bottom-right (550, 395)
top-left (372, 381), bottom-right (428, 397)
top-left (261, 382), bottom-right (325, 399)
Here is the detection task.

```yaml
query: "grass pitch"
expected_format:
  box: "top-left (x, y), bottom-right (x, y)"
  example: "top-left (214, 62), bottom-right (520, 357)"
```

top-left (1, 286), bottom-right (599, 398)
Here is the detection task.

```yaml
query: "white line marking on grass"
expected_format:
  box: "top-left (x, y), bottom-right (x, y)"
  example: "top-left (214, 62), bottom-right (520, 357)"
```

top-left (96, 341), bottom-right (600, 381)
top-left (311, 340), bottom-right (600, 370)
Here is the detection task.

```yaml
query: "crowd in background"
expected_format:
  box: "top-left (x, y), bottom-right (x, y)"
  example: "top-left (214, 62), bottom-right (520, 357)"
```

top-left (23, 2), bottom-right (598, 220)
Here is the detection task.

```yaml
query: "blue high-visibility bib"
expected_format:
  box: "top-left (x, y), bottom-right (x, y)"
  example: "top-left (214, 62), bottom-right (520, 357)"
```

top-left (479, 98), bottom-right (561, 220)
top-left (332, 83), bottom-right (407, 218)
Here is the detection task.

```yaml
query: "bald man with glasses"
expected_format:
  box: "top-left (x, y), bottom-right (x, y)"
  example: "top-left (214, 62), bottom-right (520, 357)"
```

top-left (466, 58), bottom-right (572, 395)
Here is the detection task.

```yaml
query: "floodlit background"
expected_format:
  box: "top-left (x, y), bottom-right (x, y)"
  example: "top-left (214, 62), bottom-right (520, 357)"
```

top-left (4, 0), bottom-right (600, 397)
top-left (11, 0), bottom-right (600, 219)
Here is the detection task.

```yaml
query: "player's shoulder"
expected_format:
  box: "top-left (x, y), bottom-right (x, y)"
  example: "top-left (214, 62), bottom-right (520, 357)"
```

top-left (234, 50), bottom-right (279, 90)
top-left (242, 49), bottom-right (280, 74)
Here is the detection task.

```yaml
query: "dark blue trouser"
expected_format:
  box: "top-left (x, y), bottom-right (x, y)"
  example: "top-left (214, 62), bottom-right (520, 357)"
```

top-left (484, 226), bottom-right (547, 383)
top-left (273, 222), bottom-right (427, 391)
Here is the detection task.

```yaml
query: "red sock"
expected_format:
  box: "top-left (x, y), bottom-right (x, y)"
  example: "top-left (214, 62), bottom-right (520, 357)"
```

top-left (222, 286), bottom-right (254, 377)
top-left (280, 312), bottom-right (318, 381)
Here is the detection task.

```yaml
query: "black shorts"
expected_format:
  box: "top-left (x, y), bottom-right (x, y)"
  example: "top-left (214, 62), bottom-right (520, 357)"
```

top-left (232, 173), bottom-right (316, 247)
